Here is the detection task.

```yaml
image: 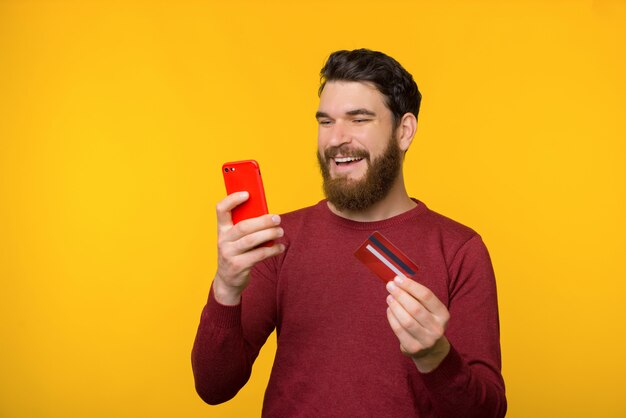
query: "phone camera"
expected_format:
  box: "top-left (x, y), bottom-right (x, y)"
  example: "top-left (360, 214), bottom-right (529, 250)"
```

top-left (224, 167), bottom-right (230, 173)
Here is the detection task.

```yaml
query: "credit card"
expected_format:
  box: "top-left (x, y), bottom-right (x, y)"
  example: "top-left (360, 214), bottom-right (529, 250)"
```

top-left (354, 231), bottom-right (419, 283)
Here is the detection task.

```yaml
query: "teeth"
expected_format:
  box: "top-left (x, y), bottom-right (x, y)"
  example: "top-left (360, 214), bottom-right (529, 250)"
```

top-left (335, 157), bottom-right (362, 163)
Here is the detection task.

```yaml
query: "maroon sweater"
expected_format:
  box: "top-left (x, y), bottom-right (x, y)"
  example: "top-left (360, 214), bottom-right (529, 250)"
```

top-left (192, 200), bottom-right (506, 417)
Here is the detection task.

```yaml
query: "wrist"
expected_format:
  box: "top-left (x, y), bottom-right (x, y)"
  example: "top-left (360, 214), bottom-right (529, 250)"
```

top-left (411, 336), bottom-right (451, 373)
top-left (212, 276), bottom-right (242, 306)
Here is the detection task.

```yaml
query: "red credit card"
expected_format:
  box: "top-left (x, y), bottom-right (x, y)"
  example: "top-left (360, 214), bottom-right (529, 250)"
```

top-left (354, 231), bottom-right (419, 283)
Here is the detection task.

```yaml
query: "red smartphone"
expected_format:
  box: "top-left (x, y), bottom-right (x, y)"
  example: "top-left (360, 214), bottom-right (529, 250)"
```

top-left (222, 160), bottom-right (270, 225)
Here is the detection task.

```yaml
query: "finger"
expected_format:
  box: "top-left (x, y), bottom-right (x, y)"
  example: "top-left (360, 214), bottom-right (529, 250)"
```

top-left (225, 214), bottom-right (282, 244)
top-left (387, 300), bottom-right (444, 355)
top-left (386, 307), bottom-right (425, 355)
top-left (387, 290), bottom-right (440, 333)
top-left (216, 192), bottom-right (250, 228)
top-left (389, 276), bottom-right (448, 317)
top-left (231, 225), bottom-right (284, 253)
top-left (229, 242), bottom-right (286, 271)
top-left (387, 295), bottom-right (433, 340)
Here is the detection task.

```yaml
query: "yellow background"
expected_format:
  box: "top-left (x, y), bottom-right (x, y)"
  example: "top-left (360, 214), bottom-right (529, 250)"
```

top-left (1, 1), bottom-right (625, 417)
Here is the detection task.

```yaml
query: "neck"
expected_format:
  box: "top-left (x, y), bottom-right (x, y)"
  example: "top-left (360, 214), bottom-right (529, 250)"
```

top-left (327, 174), bottom-right (416, 222)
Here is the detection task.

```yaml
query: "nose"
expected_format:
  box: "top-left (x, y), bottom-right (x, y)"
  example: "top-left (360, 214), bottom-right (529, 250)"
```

top-left (326, 120), bottom-right (352, 147)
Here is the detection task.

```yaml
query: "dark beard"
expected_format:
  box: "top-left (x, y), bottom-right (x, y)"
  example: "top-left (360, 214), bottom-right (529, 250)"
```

top-left (317, 136), bottom-right (403, 212)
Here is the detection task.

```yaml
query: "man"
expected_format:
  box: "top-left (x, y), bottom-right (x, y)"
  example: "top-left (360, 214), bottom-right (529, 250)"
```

top-left (192, 49), bottom-right (506, 417)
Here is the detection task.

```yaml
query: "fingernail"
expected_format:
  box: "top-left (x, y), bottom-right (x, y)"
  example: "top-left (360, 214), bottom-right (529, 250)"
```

top-left (394, 276), bottom-right (404, 285)
top-left (386, 281), bottom-right (396, 292)
top-left (386, 294), bottom-right (394, 305)
top-left (240, 191), bottom-right (249, 199)
top-left (277, 227), bottom-right (284, 237)
top-left (271, 215), bottom-right (281, 224)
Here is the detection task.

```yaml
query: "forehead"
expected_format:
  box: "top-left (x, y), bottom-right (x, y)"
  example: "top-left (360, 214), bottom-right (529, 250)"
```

top-left (318, 81), bottom-right (389, 114)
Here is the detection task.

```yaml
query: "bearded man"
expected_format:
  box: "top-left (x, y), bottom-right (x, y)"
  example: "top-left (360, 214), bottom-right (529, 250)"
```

top-left (192, 49), bottom-right (507, 418)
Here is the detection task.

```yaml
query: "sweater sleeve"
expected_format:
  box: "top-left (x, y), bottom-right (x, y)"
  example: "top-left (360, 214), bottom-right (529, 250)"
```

top-left (191, 256), bottom-right (279, 405)
top-left (419, 234), bottom-right (507, 418)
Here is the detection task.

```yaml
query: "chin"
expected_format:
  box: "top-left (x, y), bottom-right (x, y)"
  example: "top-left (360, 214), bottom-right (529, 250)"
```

top-left (332, 175), bottom-right (364, 184)
top-left (330, 167), bottom-right (368, 181)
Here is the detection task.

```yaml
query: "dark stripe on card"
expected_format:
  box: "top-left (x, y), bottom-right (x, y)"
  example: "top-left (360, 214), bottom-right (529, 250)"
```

top-left (369, 235), bottom-right (416, 276)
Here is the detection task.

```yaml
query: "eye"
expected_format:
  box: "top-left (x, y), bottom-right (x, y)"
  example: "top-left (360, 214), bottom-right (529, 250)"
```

top-left (318, 119), bottom-right (333, 126)
top-left (353, 118), bottom-right (371, 123)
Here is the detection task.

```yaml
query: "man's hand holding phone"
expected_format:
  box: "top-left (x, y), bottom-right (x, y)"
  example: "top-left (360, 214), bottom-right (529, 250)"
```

top-left (212, 192), bottom-right (285, 307)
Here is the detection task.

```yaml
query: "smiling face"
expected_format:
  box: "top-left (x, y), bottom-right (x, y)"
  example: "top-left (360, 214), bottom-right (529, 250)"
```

top-left (316, 81), bottom-right (404, 211)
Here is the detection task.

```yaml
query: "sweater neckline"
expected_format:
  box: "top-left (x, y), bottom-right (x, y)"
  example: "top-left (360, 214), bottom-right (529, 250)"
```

top-left (315, 198), bottom-right (428, 231)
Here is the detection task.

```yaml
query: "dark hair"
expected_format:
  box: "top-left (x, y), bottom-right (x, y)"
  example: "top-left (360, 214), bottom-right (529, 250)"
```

top-left (319, 49), bottom-right (422, 126)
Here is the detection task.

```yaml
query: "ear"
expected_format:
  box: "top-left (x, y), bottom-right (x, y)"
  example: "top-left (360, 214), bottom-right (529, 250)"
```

top-left (396, 113), bottom-right (417, 152)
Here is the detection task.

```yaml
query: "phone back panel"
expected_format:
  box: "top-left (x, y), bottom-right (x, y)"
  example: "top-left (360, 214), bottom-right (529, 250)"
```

top-left (222, 160), bottom-right (269, 225)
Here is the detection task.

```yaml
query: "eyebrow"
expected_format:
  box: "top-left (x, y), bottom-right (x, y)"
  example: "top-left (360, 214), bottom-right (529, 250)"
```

top-left (346, 108), bottom-right (376, 117)
top-left (315, 108), bottom-right (377, 119)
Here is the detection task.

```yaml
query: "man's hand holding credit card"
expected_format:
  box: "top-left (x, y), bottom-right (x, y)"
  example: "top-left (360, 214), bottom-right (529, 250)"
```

top-left (355, 231), bottom-right (452, 373)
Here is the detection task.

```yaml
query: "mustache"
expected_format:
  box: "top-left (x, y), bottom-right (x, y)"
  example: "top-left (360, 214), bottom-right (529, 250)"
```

top-left (323, 145), bottom-right (370, 161)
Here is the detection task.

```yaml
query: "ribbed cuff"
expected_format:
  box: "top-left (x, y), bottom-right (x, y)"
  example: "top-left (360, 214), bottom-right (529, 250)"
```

top-left (203, 285), bottom-right (242, 329)
top-left (419, 344), bottom-right (467, 390)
